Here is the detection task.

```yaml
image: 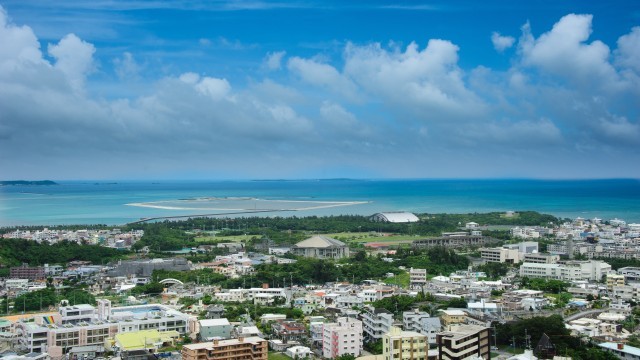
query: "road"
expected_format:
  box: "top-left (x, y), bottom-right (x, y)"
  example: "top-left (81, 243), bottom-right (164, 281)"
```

top-left (564, 308), bottom-right (608, 321)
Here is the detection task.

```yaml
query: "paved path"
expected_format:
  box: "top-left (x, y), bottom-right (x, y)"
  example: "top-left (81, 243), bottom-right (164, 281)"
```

top-left (564, 308), bottom-right (607, 321)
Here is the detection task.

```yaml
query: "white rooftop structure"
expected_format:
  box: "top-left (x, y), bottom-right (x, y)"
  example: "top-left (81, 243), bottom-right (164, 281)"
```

top-left (291, 236), bottom-right (349, 259)
top-left (371, 212), bottom-right (420, 223)
top-left (599, 342), bottom-right (640, 359)
top-left (199, 318), bottom-right (230, 327)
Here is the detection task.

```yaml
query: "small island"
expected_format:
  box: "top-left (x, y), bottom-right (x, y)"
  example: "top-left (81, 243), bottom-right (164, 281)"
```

top-left (0, 180), bottom-right (58, 186)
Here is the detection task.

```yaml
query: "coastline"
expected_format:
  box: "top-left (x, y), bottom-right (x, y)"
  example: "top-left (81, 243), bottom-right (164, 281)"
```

top-left (1, 178), bottom-right (639, 226)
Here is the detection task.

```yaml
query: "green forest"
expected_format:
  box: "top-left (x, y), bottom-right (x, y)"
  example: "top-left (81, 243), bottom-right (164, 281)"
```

top-left (0, 238), bottom-right (129, 267)
top-left (127, 211), bottom-right (558, 251)
top-left (1, 288), bottom-right (96, 315)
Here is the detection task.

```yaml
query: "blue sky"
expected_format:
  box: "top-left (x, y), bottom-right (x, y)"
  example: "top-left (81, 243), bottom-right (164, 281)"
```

top-left (0, 0), bottom-right (639, 180)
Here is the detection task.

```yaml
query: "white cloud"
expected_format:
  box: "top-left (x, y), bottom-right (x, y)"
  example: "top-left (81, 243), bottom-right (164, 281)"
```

top-left (518, 14), bottom-right (620, 91)
top-left (196, 77), bottom-right (231, 100)
top-left (113, 51), bottom-right (141, 80)
top-left (1, 5), bottom-right (639, 179)
top-left (264, 51), bottom-right (286, 70)
top-left (615, 26), bottom-right (640, 74)
top-left (0, 6), bottom-right (43, 71)
top-left (343, 40), bottom-right (484, 118)
top-left (450, 117), bottom-right (562, 148)
top-left (48, 33), bottom-right (96, 91)
top-left (178, 72), bottom-right (231, 99)
top-left (596, 116), bottom-right (640, 145)
top-left (287, 56), bottom-right (360, 101)
top-left (179, 72), bottom-right (200, 84)
top-left (491, 32), bottom-right (515, 52)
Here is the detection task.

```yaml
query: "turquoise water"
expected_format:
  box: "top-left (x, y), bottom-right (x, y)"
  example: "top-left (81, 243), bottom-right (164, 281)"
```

top-left (1, 179), bottom-right (640, 226)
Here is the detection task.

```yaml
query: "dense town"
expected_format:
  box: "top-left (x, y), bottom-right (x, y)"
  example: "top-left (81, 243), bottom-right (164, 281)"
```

top-left (2, 212), bottom-right (640, 360)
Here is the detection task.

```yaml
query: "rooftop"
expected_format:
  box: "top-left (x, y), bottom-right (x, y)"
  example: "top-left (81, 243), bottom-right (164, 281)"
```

top-left (599, 342), bottom-right (640, 356)
top-left (183, 336), bottom-right (266, 350)
top-left (293, 235), bottom-right (346, 249)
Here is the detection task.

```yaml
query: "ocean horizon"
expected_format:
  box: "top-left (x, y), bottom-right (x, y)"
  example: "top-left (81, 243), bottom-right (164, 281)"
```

top-left (1, 178), bottom-right (640, 227)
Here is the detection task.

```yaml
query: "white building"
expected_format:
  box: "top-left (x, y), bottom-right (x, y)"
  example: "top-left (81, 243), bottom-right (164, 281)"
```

top-left (336, 295), bottom-right (364, 309)
top-left (402, 309), bottom-right (441, 344)
top-left (361, 306), bottom-right (394, 342)
top-left (480, 247), bottom-right (520, 264)
top-left (519, 260), bottom-right (611, 281)
top-left (322, 317), bottom-right (363, 359)
top-left (511, 227), bottom-right (541, 239)
top-left (523, 253), bottom-right (560, 264)
top-left (286, 345), bottom-right (312, 358)
top-left (409, 268), bottom-right (427, 289)
top-left (290, 236), bottom-right (350, 259)
top-left (599, 342), bottom-right (640, 360)
top-left (12, 300), bottom-right (194, 356)
top-left (371, 212), bottom-right (419, 223)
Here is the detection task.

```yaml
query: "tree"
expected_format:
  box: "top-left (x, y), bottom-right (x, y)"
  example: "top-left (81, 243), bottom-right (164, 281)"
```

top-left (372, 295), bottom-right (418, 316)
top-left (335, 355), bottom-right (356, 360)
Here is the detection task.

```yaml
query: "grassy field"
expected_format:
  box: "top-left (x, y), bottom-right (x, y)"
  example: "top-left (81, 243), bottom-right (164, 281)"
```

top-left (194, 231), bottom-right (419, 244)
top-left (382, 271), bottom-right (410, 288)
top-left (268, 352), bottom-right (291, 360)
top-left (194, 234), bottom-right (257, 243)
top-left (322, 232), bottom-right (420, 244)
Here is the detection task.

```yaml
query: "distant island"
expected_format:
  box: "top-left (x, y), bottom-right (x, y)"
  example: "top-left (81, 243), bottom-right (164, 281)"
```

top-left (0, 180), bottom-right (58, 186)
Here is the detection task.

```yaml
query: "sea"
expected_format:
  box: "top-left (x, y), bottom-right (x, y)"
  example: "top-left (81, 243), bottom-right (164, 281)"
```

top-left (1, 179), bottom-right (640, 227)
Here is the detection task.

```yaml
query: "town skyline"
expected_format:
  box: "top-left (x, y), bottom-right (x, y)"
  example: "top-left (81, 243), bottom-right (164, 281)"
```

top-left (1, 1), bottom-right (639, 180)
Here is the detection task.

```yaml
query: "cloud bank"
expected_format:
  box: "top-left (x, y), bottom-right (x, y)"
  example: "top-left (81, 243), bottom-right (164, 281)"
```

top-left (0, 7), bottom-right (638, 179)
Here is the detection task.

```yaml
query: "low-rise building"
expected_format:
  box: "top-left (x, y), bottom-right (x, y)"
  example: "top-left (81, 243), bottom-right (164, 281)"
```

top-left (290, 236), bottom-right (350, 259)
top-left (272, 321), bottom-right (305, 342)
top-left (519, 260), bottom-right (611, 282)
top-left (598, 342), bottom-right (640, 360)
top-left (523, 253), bottom-right (560, 264)
top-left (10, 264), bottom-right (45, 281)
top-left (13, 301), bottom-right (194, 356)
top-left (107, 329), bottom-right (180, 353)
top-left (619, 267), bottom-right (640, 282)
top-left (199, 319), bottom-right (232, 340)
top-left (439, 310), bottom-right (466, 327)
top-left (181, 337), bottom-right (267, 360)
top-left (480, 247), bottom-right (520, 264)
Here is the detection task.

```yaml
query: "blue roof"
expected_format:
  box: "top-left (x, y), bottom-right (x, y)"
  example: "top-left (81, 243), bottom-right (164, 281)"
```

top-left (599, 342), bottom-right (640, 356)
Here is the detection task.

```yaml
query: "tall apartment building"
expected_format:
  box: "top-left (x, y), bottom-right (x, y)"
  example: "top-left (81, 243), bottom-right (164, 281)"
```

top-left (383, 327), bottom-right (428, 360)
top-left (181, 337), bottom-right (267, 360)
top-left (607, 274), bottom-right (626, 290)
top-left (10, 264), bottom-right (45, 280)
top-left (409, 268), bottom-right (427, 289)
top-left (436, 325), bottom-right (491, 360)
top-left (322, 317), bottom-right (363, 359)
top-left (402, 309), bottom-right (441, 344)
top-left (360, 306), bottom-right (394, 342)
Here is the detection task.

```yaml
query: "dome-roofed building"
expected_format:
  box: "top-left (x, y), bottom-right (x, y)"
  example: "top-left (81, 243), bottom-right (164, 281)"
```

top-left (371, 212), bottom-right (419, 223)
top-left (290, 235), bottom-right (350, 259)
